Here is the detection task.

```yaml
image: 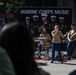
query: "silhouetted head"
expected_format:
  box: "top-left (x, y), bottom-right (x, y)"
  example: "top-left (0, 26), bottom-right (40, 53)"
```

top-left (0, 22), bottom-right (38, 75)
top-left (0, 22), bottom-right (34, 57)
top-left (69, 70), bottom-right (76, 75)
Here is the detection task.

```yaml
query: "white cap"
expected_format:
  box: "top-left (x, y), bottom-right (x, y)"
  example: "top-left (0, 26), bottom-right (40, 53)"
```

top-left (59, 17), bottom-right (64, 20)
top-left (33, 15), bottom-right (39, 18)
top-left (26, 17), bottom-right (30, 20)
top-left (41, 13), bottom-right (47, 17)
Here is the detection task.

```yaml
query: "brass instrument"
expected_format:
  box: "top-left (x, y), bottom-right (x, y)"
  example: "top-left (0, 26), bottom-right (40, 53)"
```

top-left (70, 32), bottom-right (76, 40)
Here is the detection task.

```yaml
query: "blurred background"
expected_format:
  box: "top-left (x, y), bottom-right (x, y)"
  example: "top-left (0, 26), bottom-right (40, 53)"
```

top-left (0, 0), bottom-right (76, 24)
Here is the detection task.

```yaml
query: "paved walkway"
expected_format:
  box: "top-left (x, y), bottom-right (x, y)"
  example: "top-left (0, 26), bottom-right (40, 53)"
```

top-left (35, 58), bottom-right (76, 75)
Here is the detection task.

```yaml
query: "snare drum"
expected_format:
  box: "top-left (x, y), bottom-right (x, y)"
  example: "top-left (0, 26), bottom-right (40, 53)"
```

top-left (43, 43), bottom-right (50, 47)
top-left (38, 37), bottom-right (47, 40)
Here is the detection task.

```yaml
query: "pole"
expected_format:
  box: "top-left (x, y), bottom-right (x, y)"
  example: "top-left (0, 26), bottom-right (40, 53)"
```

top-left (13, 0), bottom-right (14, 21)
top-left (4, 0), bottom-right (6, 22)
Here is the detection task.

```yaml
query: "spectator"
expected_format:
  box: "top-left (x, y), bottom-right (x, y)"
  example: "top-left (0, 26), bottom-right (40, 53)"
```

top-left (0, 47), bottom-right (15, 75)
top-left (69, 70), bottom-right (76, 75)
top-left (0, 22), bottom-right (50, 75)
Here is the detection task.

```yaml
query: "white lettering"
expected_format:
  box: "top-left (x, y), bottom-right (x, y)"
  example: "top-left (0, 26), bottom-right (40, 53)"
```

top-left (54, 10), bottom-right (69, 15)
top-left (39, 10), bottom-right (53, 14)
top-left (20, 10), bottom-right (38, 14)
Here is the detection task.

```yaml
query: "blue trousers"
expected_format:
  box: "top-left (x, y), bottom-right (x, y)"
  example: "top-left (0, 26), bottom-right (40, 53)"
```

top-left (51, 43), bottom-right (62, 61)
top-left (38, 41), bottom-right (43, 52)
top-left (67, 41), bottom-right (76, 57)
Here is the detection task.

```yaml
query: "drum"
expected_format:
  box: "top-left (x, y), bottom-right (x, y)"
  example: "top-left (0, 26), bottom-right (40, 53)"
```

top-left (34, 40), bottom-right (40, 42)
top-left (38, 37), bottom-right (47, 40)
top-left (34, 39), bottom-right (40, 50)
top-left (43, 43), bottom-right (50, 47)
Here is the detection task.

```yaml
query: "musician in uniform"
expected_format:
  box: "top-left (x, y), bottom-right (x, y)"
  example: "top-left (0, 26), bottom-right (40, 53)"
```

top-left (25, 17), bottom-right (31, 31)
top-left (41, 14), bottom-right (51, 35)
top-left (38, 28), bottom-right (51, 58)
top-left (32, 15), bottom-right (40, 37)
top-left (67, 24), bottom-right (76, 59)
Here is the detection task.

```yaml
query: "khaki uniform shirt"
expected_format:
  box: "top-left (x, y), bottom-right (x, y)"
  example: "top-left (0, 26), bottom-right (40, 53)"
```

top-left (51, 30), bottom-right (64, 43)
top-left (39, 33), bottom-right (51, 43)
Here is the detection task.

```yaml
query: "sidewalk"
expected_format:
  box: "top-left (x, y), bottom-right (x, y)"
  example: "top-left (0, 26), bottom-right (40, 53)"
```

top-left (35, 58), bottom-right (76, 75)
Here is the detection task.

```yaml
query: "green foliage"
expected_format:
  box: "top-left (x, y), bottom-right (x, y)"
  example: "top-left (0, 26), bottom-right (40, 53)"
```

top-left (6, 3), bottom-right (13, 14)
top-left (14, 0), bottom-right (25, 14)
top-left (6, 0), bottom-right (25, 14)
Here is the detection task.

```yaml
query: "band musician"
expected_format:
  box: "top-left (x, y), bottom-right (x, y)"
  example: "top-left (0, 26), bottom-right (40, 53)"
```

top-left (67, 24), bottom-right (76, 59)
top-left (38, 28), bottom-right (51, 58)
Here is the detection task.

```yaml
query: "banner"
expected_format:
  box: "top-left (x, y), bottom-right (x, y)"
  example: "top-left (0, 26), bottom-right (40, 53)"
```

top-left (18, 7), bottom-right (72, 32)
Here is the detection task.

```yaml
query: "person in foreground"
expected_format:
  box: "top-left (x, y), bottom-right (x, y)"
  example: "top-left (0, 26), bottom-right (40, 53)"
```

top-left (0, 22), bottom-right (50, 75)
top-left (69, 70), bottom-right (76, 75)
top-left (0, 47), bottom-right (15, 75)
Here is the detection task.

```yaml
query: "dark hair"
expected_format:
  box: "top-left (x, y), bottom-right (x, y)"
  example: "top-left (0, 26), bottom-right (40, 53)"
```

top-left (0, 22), bottom-right (38, 75)
top-left (69, 70), bottom-right (76, 75)
top-left (54, 24), bottom-right (60, 29)
top-left (71, 24), bottom-right (76, 26)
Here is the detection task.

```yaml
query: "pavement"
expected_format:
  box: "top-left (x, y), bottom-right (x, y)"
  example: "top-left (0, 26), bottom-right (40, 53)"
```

top-left (35, 58), bottom-right (76, 75)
